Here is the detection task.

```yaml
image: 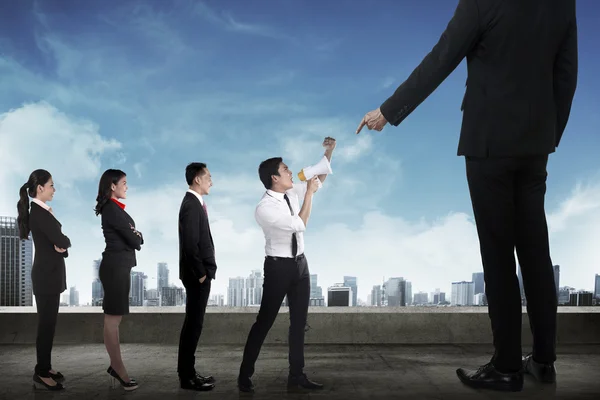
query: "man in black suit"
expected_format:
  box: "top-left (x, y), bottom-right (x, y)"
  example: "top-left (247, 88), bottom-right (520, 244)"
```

top-left (356, 0), bottom-right (578, 392)
top-left (177, 162), bottom-right (217, 391)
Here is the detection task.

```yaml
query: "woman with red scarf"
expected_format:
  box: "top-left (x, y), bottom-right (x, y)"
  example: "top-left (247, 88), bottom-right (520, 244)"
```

top-left (94, 169), bottom-right (143, 391)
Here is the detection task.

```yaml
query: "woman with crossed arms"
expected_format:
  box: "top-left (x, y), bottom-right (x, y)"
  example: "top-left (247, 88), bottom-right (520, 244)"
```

top-left (94, 169), bottom-right (143, 391)
top-left (17, 169), bottom-right (71, 391)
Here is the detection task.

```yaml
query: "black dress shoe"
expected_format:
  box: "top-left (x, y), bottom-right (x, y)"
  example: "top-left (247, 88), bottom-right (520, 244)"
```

top-left (287, 373), bottom-right (323, 390)
top-left (523, 354), bottom-right (556, 383)
top-left (180, 375), bottom-right (215, 391)
top-left (457, 362), bottom-right (523, 392)
top-left (238, 376), bottom-right (254, 393)
top-left (32, 374), bottom-right (65, 391)
top-left (196, 373), bottom-right (216, 384)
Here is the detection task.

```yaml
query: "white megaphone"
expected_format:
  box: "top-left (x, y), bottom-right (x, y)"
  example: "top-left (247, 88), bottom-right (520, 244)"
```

top-left (297, 156), bottom-right (332, 188)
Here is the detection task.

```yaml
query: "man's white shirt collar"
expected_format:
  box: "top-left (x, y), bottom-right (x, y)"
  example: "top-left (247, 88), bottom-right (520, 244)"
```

top-left (187, 189), bottom-right (204, 205)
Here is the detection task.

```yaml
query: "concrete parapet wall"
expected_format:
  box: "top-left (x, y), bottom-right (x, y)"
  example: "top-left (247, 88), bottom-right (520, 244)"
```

top-left (1, 307), bottom-right (599, 345)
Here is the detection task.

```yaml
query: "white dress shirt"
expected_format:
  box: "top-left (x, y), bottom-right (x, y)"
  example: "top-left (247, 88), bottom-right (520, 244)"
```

top-left (186, 189), bottom-right (204, 206)
top-left (255, 182), bottom-right (308, 257)
top-left (32, 198), bottom-right (53, 215)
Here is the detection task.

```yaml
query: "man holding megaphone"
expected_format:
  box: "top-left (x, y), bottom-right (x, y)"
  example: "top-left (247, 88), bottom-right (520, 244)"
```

top-left (238, 137), bottom-right (335, 394)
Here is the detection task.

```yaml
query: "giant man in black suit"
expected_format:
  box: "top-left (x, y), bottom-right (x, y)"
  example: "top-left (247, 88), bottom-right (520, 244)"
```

top-left (356, 0), bottom-right (578, 392)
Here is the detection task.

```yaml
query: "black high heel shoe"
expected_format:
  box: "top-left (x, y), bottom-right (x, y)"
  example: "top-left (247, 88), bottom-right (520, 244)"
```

top-left (32, 374), bottom-right (65, 391)
top-left (107, 366), bottom-right (138, 391)
top-left (49, 371), bottom-right (65, 382)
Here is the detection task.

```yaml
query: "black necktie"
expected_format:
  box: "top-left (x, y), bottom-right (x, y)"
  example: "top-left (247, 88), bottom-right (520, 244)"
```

top-left (283, 194), bottom-right (298, 257)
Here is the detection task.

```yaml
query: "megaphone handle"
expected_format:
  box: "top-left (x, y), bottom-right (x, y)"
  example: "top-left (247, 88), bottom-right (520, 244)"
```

top-left (316, 177), bottom-right (322, 189)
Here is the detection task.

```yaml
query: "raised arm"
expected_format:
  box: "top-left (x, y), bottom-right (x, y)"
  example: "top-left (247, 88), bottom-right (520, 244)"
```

top-left (380, 0), bottom-right (480, 126)
top-left (317, 137), bottom-right (336, 185)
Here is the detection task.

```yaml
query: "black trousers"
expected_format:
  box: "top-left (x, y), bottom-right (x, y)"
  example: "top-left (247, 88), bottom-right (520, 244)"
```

top-left (466, 155), bottom-right (557, 372)
top-left (240, 255), bottom-right (310, 378)
top-left (177, 278), bottom-right (211, 378)
top-left (34, 294), bottom-right (60, 377)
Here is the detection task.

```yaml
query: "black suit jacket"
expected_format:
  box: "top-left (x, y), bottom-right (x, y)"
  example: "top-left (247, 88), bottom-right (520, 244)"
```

top-left (100, 200), bottom-right (143, 268)
top-left (179, 192), bottom-right (217, 284)
top-left (29, 202), bottom-right (71, 295)
top-left (380, 0), bottom-right (578, 157)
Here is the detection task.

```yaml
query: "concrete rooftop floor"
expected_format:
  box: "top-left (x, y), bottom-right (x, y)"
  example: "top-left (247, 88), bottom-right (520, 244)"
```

top-left (1, 344), bottom-right (599, 399)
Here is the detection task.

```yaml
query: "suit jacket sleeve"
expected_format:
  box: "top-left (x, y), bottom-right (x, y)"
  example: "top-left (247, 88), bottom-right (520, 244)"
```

top-left (553, 10), bottom-right (578, 147)
top-left (39, 211), bottom-right (71, 250)
top-left (103, 204), bottom-right (143, 251)
top-left (380, 0), bottom-right (480, 125)
top-left (181, 203), bottom-right (207, 279)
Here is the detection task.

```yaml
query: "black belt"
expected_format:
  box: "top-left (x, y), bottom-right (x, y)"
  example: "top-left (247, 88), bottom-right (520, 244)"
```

top-left (265, 253), bottom-right (305, 262)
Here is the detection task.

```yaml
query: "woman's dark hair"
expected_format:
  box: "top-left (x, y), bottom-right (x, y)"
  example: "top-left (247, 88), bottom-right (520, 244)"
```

top-left (258, 157), bottom-right (282, 189)
top-left (16, 169), bottom-right (52, 240)
top-left (94, 169), bottom-right (126, 216)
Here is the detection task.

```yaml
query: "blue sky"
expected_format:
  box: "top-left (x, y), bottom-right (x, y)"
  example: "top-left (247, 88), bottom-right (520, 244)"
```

top-left (1, 0), bottom-right (599, 304)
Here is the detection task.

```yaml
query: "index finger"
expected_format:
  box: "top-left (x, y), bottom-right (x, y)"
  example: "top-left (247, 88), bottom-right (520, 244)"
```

top-left (356, 117), bottom-right (366, 134)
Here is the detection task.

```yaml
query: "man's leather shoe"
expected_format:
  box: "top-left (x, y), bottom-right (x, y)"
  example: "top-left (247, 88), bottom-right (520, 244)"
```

top-left (180, 375), bottom-right (215, 391)
top-left (287, 373), bottom-right (323, 390)
top-left (237, 376), bottom-right (254, 393)
top-left (523, 354), bottom-right (556, 383)
top-left (196, 373), bottom-right (216, 384)
top-left (457, 363), bottom-right (523, 392)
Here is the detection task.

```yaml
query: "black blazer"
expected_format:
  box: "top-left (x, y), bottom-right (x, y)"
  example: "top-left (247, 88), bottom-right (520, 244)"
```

top-left (379, 0), bottom-right (578, 157)
top-left (178, 192), bottom-right (217, 283)
top-left (29, 202), bottom-right (71, 295)
top-left (100, 200), bottom-right (143, 267)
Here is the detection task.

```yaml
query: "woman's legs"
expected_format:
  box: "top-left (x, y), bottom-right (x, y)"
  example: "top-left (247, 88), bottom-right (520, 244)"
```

top-left (103, 314), bottom-right (132, 382)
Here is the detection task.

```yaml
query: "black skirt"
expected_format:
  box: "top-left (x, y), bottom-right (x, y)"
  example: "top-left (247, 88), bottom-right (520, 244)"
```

top-left (99, 252), bottom-right (134, 316)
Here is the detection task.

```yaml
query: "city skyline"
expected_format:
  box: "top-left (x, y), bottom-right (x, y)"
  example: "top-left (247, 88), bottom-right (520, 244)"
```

top-left (0, 1), bottom-right (599, 305)
top-left (21, 258), bottom-right (598, 307)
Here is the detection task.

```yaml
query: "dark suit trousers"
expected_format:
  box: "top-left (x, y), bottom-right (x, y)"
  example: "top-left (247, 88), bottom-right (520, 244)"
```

top-left (34, 294), bottom-right (60, 377)
top-left (466, 155), bottom-right (557, 372)
top-left (177, 278), bottom-right (211, 378)
top-left (240, 255), bottom-right (310, 378)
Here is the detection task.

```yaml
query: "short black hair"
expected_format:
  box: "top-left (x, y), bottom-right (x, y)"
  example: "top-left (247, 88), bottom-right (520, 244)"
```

top-left (185, 162), bottom-right (207, 186)
top-left (258, 157), bottom-right (282, 190)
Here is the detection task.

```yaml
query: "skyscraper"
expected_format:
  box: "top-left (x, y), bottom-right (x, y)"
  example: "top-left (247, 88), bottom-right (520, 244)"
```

top-left (382, 277), bottom-right (411, 306)
top-left (310, 274), bottom-right (324, 306)
top-left (0, 216), bottom-right (33, 306)
top-left (553, 265), bottom-right (560, 298)
top-left (472, 272), bottom-right (485, 295)
top-left (413, 292), bottom-right (428, 305)
top-left (245, 270), bottom-right (263, 306)
top-left (157, 262), bottom-right (169, 291)
top-left (370, 285), bottom-right (382, 306)
top-left (327, 284), bottom-right (352, 306)
top-left (129, 271), bottom-right (147, 306)
top-left (69, 286), bottom-right (79, 306)
top-left (343, 276), bottom-right (358, 306)
top-left (92, 259), bottom-right (104, 306)
top-left (228, 277), bottom-right (246, 307)
top-left (594, 274), bottom-right (600, 300)
top-left (451, 281), bottom-right (474, 306)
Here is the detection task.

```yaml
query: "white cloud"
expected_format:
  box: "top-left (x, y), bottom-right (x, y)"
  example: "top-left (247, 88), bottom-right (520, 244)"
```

top-left (2, 102), bottom-right (596, 304)
top-left (0, 102), bottom-right (121, 194)
top-left (0, 102), bottom-right (124, 300)
top-left (66, 173), bottom-right (600, 307)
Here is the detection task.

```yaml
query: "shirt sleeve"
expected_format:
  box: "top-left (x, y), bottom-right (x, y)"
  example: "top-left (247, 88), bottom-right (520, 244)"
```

top-left (255, 201), bottom-right (306, 233)
top-left (288, 182), bottom-right (308, 200)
